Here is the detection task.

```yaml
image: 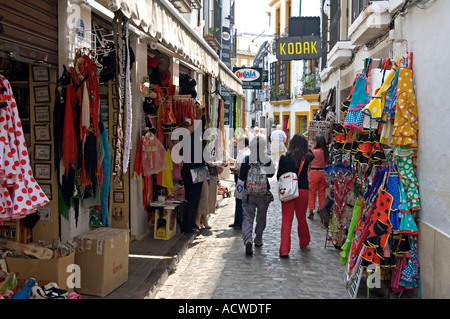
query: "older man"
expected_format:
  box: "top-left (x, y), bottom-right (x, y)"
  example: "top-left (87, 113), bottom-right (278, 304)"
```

top-left (270, 124), bottom-right (287, 169)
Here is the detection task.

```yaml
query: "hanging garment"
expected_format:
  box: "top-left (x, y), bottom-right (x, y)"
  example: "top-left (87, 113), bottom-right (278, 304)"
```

top-left (141, 131), bottom-right (165, 176)
top-left (173, 98), bottom-right (194, 125)
top-left (361, 186), bottom-right (393, 267)
top-left (343, 73), bottom-right (371, 132)
top-left (122, 21), bottom-right (133, 174)
top-left (386, 171), bottom-right (400, 231)
top-left (395, 239), bottom-right (420, 294)
top-left (62, 84), bottom-right (78, 174)
top-left (392, 67), bottom-right (419, 147)
top-left (339, 199), bottom-right (363, 265)
top-left (347, 166), bottom-right (386, 272)
top-left (362, 65), bottom-right (398, 123)
top-left (0, 75), bottom-right (49, 220)
top-left (99, 119), bottom-right (111, 227)
top-left (396, 155), bottom-right (421, 211)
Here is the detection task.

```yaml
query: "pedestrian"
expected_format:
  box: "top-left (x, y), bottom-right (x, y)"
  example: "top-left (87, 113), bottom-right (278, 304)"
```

top-left (276, 133), bottom-right (314, 258)
top-left (239, 136), bottom-right (275, 256)
top-left (181, 105), bottom-right (206, 234)
top-left (245, 126), bottom-right (254, 143)
top-left (229, 135), bottom-right (250, 229)
top-left (270, 124), bottom-right (287, 169)
top-left (253, 126), bottom-right (259, 137)
top-left (259, 127), bottom-right (266, 139)
top-left (308, 134), bottom-right (329, 220)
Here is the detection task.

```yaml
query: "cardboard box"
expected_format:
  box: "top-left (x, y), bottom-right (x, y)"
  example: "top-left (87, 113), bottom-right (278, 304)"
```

top-left (5, 252), bottom-right (75, 292)
top-left (75, 228), bottom-right (129, 297)
top-left (154, 206), bottom-right (177, 240)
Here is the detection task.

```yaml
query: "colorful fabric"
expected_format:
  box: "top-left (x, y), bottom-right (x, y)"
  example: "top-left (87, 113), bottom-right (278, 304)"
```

top-left (386, 171), bottom-right (400, 231)
top-left (343, 74), bottom-right (371, 132)
top-left (361, 187), bottom-right (393, 266)
top-left (0, 75), bottom-right (49, 220)
top-left (392, 67), bottom-right (419, 147)
top-left (396, 155), bottom-right (421, 210)
top-left (340, 199), bottom-right (363, 265)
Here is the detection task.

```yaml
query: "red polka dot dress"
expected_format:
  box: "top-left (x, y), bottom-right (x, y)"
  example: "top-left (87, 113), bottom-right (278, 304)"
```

top-left (0, 75), bottom-right (49, 220)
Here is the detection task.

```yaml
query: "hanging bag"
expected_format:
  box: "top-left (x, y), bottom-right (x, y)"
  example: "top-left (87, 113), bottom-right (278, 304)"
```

top-left (235, 178), bottom-right (245, 199)
top-left (278, 158), bottom-right (305, 202)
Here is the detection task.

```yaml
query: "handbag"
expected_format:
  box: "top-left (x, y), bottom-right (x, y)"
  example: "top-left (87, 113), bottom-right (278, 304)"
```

top-left (278, 159), bottom-right (305, 202)
top-left (235, 178), bottom-right (245, 199)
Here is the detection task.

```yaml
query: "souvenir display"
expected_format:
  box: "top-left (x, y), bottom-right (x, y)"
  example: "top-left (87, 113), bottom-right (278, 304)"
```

top-left (321, 53), bottom-right (421, 297)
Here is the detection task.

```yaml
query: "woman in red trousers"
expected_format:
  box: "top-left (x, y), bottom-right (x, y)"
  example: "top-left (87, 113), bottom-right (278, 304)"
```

top-left (276, 134), bottom-right (314, 258)
top-left (307, 134), bottom-right (329, 220)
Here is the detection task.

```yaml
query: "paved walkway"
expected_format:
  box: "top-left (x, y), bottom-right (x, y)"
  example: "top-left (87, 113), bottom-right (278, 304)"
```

top-left (153, 177), bottom-right (351, 299)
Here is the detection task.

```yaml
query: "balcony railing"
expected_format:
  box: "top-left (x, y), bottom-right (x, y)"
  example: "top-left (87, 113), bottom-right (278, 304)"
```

top-left (351, 0), bottom-right (385, 23)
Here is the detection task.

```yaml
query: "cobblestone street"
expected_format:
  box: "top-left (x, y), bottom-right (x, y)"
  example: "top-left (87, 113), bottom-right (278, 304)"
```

top-left (153, 178), bottom-right (350, 299)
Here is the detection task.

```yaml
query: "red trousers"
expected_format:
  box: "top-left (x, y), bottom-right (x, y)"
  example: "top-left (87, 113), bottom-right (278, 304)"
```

top-left (280, 189), bottom-right (310, 255)
top-left (308, 170), bottom-right (327, 211)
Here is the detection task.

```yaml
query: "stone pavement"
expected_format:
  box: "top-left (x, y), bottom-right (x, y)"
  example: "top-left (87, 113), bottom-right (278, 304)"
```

top-left (81, 177), bottom-right (417, 299)
top-left (153, 177), bottom-right (351, 299)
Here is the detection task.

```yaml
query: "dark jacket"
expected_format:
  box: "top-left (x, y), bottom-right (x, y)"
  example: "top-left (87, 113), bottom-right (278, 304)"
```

top-left (276, 150), bottom-right (314, 190)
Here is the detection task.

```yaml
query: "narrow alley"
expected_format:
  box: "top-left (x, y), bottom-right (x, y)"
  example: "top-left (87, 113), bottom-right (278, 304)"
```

top-left (153, 178), bottom-right (350, 299)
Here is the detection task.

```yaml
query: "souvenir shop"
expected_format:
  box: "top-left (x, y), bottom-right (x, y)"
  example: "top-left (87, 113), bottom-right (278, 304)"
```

top-left (0, 0), bottom-right (243, 298)
top-left (320, 53), bottom-right (421, 298)
top-left (134, 41), bottom-right (238, 240)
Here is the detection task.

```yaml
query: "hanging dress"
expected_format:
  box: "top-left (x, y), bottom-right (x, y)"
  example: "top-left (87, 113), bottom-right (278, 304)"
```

top-left (392, 67), bottom-right (419, 147)
top-left (0, 75), bottom-right (49, 220)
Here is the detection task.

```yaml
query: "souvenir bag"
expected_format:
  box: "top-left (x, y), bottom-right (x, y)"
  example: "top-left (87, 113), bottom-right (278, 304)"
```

top-left (235, 178), bottom-right (245, 199)
top-left (244, 162), bottom-right (268, 196)
top-left (190, 166), bottom-right (210, 184)
top-left (278, 159), bottom-right (305, 202)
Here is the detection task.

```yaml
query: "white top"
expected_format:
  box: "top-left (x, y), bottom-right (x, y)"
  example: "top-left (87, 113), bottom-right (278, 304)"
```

top-left (270, 129), bottom-right (287, 142)
top-left (235, 147), bottom-right (250, 171)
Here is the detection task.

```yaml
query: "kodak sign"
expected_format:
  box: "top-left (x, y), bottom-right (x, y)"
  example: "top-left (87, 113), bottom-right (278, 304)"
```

top-left (275, 36), bottom-right (321, 61)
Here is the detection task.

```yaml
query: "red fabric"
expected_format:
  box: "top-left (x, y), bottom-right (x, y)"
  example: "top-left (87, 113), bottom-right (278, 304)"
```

top-left (308, 170), bottom-right (327, 211)
top-left (279, 189), bottom-right (310, 255)
top-left (133, 136), bottom-right (143, 177)
top-left (62, 84), bottom-right (78, 173)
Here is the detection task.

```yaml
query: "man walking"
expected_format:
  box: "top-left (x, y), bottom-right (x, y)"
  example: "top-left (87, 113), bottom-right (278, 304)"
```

top-left (270, 124), bottom-right (287, 169)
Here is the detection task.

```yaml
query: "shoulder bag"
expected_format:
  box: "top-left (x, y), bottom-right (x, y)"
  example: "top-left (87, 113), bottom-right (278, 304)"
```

top-left (278, 158), bottom-right (305, 202)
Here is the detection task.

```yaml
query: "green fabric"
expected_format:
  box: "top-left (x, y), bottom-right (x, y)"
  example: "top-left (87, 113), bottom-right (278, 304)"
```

top-left (340, 199), bottom-right (363, 265)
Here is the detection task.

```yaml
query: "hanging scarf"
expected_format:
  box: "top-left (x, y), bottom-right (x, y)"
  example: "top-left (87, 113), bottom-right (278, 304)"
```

top-left (113, 12), bottom-right (127, 187)
top-left (122, 20), bottom-right (133, 174)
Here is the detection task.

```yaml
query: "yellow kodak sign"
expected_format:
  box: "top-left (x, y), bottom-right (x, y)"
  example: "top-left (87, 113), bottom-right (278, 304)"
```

top-left (276, 36), bottom-right (321, 61)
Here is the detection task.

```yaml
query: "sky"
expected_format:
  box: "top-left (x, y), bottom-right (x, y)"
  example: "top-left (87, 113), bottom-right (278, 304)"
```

top-left (234, 0), bottom-right (321, 37)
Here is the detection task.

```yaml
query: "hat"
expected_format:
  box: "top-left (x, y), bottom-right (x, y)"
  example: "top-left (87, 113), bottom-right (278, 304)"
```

top-left (23, 211), bottom-right (40, 229)
top-left (142, 97), bottom-right (159, 115)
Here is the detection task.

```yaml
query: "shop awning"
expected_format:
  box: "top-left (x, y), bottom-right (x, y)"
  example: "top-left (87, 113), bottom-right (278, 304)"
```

top-left (94, 0), bottom-right (243, 95)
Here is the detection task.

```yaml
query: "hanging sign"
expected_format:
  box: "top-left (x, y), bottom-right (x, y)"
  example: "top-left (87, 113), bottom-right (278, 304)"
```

top-left (232, 67), bottom-right (263, 89)
top-left (275, 35), bottom-right (321, 61)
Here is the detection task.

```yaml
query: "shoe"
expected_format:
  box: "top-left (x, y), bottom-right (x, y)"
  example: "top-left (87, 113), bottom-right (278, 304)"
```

top-left (245, 241), bottom-right (253, 256)
top-left (229, 223), bottom-right (236, 227)
top-left (280, 254), bottom-right (289, 259)
top-left (255, 242), bottom-right (263, 247)
top-left (233, 225), bottom-right (241, 230)
top-left (307, 211), bottom-right (314, 220)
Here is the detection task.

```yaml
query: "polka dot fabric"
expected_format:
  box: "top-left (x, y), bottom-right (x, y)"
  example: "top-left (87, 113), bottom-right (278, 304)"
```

top-left (392, 68), bottom-right (419, 147)
top-left (0, 75), bottom-right (49, 220)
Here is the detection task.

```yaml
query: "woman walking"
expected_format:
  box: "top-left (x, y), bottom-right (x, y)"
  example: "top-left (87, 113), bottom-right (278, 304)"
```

top-left (276, 134), bottom-right (314, 258)
top-left (308, 134), bottom-right (329, 220)
top-left (239, 136), bottom-right (275, 256)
